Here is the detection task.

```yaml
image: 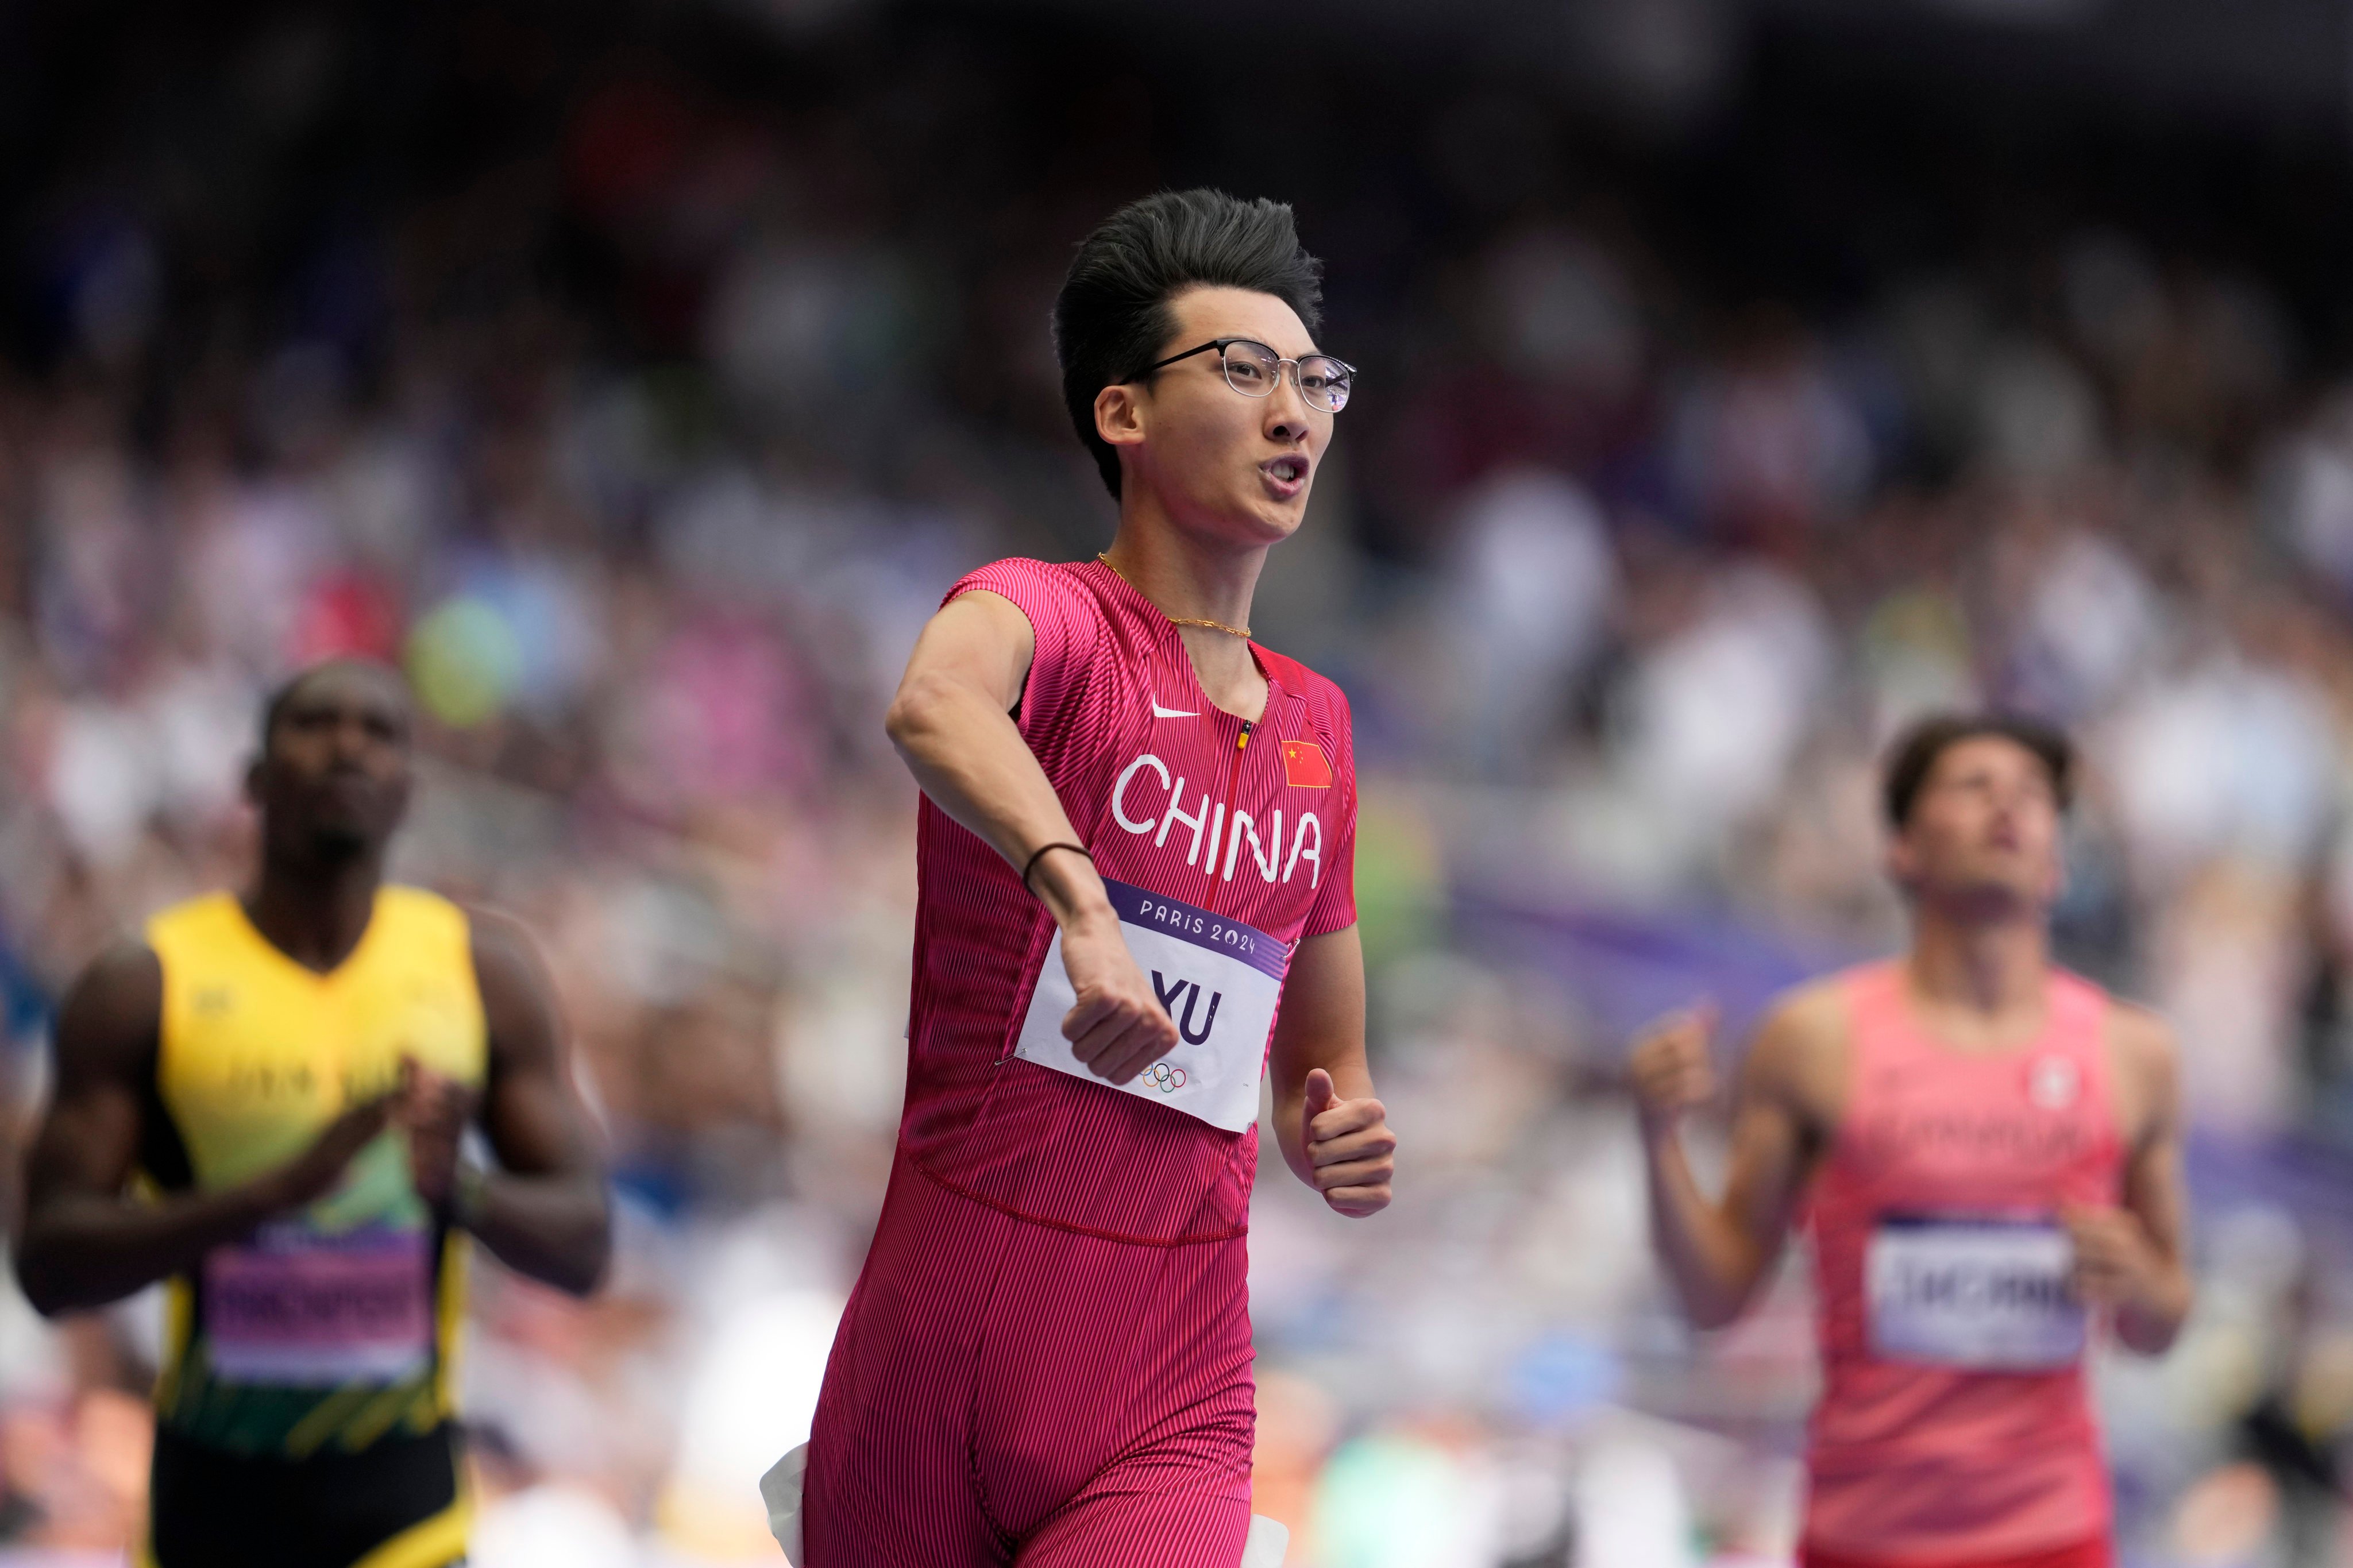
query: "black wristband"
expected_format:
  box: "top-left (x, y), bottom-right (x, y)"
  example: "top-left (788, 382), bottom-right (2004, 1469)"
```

top-left (1021, 841), bottom-right (1093, 893)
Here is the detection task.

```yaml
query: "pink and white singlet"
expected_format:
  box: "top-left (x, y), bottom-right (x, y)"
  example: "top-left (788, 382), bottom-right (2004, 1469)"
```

top-left (1802, 961), bottom-right (2124, 1567)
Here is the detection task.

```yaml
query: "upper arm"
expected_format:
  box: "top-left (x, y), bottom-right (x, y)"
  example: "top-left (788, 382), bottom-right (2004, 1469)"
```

top-left (1268, 925), bottom-right (1365, 1068)
top-left (25, 942), bottom-right (163, 1211)
top-left (894, 590), bottom-right (1036, 717)
top-left (2109, 1002), bottom-right (2188, 1257)
top-left (469, 913), bottom-right (601, 1180)
top-left (1718, 986), bottom-right (1843, 1253)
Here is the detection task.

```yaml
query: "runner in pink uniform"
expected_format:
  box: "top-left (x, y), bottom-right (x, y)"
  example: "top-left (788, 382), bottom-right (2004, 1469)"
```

top-left (800, 190), bottom-right (1395, 1567)
top-left (1630, 716), bottom-right (2193, 1568)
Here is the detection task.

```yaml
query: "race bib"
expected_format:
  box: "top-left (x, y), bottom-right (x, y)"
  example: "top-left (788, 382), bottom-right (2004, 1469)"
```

top-left (1865, 1215), bottom-right (2084, 1370)
top-left (203, 1222), bottom-right (434, 1385)
top-left (1014, 878), bottom-right (1290, 1133)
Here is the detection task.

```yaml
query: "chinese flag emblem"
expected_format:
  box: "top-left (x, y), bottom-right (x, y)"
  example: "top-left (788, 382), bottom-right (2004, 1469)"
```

top-left (1282, 740), bottom-right (1333, 789)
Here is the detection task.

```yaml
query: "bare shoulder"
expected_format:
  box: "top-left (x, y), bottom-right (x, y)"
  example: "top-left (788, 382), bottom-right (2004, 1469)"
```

top-left (930, 589), bottom-right (1048, 670)
top-left (465, 907), bottom-right (563, 1064)
top-left (1743, 975), bottom-right (1853, 1121)
top-left (2103, 996), bottom-right (2181, 1136)
top-left (1749, 976), bottom-right (1849, 1067)
top-left (69, 936), bottom-right (164, 1004)
top-left (54, 938), bottom-right (164, 1083)
top-left (898, 589), bottom-right (1037, 713)
top-left (2104, 997), bottom-right (2179, 1073)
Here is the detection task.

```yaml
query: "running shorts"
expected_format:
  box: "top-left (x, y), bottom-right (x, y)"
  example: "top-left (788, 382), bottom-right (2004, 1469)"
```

top-left (804, 1156), bottom-right (1256, 1566)
top-left (146, 1422), bottom-right (465, 1568)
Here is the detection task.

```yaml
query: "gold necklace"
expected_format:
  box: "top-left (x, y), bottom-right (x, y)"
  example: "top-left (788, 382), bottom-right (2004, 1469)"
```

top-left (1096, 554), bottom-right (1251, 639)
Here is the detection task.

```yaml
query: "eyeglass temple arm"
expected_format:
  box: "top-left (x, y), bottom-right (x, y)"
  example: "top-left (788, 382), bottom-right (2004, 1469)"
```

top-left (1143, 341), bottom-right (1225, 374)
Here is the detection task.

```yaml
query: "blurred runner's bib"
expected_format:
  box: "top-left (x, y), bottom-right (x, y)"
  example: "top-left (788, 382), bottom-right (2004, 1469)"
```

top-left (203, 1221), bottom-right (435, 1385)
top-left (1866, 1215), bottom-right (2084, 1369)
top-left (1015, 878), bottom-right (1290, 1133)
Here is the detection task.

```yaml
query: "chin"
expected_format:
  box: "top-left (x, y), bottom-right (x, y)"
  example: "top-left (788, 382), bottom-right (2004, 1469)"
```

top-left (1938, 875), bottom-right (2049, 913)
top-left (1255, 515), bottom-right (1305, 547)
top-left (1239, 499), bottom-right (1306, 544)
top-left (1185, 500), bottom-right (1295, 551)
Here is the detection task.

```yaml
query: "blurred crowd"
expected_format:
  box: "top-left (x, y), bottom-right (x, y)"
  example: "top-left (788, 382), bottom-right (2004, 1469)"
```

top-left (5, 5), bottom-right (2353, 1566)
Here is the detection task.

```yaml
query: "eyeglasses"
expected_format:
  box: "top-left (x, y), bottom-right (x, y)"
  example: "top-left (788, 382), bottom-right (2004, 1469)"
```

top-left (1137, 338), bottom-right (1355, 414)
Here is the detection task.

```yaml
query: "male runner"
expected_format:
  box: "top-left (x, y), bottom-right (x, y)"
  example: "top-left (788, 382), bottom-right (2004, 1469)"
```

top-left (16, 658), bottom-right (611, 1568)
top-left (1630, 715), bottom-right (2192, 1568)
top-left (793, 190), bottom-right (1394, 1567)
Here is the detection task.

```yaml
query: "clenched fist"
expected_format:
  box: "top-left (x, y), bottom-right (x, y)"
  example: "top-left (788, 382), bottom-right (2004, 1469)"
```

top-left (396, 1055), bottom-right (479, 1210)
top-left (1059, 909), bottom-right (1179, 1084)
top-left (1628, 1005), bottom-right (1720, 1136)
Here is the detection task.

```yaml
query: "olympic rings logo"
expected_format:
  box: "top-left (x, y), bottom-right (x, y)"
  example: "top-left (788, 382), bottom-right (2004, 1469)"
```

top-left (1141, 1061), bottom-right (1188, 1093)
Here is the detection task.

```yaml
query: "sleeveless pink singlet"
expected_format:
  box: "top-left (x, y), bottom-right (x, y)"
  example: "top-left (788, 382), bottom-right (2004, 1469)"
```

top-left (1803, 962), bottom-right (2123, 1565)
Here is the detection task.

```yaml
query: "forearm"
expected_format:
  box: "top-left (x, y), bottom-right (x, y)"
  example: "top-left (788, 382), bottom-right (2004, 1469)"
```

top-left (1642, 1127), bottom-right (1773, 1330)
top-left (17, 1182), bottom-right (282, 1316)
top-left (460, 1168), bottom-right (610, 1296)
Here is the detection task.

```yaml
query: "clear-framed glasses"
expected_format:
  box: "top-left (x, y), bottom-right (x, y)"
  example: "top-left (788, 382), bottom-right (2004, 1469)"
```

top-left (1137, 338), bottom-right (1355, 414)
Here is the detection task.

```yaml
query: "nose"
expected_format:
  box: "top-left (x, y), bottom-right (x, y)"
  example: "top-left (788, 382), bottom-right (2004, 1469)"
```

top-left (1264, 373), bottom-right (1314, 446)
top-left (330, 716), bottom-right (377, 766)
top-left (1985, 786), bottom-right (2034, 840)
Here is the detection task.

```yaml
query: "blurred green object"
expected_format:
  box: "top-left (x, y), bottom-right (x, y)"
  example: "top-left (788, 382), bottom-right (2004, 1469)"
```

top-left (1312, 1430), bottom-right (1469, 1568)
top-left (406, 596), bottom-right (523, 729)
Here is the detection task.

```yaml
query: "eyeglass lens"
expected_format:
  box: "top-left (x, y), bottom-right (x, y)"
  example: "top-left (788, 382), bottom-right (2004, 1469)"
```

top-left (1218, 341), bottom-right (1352, 412)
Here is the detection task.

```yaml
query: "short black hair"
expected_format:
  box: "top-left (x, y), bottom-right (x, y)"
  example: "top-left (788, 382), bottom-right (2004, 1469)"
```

top-left (1883, 713), bottom-right (2074, 827)
top-left (1054, 190), bottom-right (1325, 499)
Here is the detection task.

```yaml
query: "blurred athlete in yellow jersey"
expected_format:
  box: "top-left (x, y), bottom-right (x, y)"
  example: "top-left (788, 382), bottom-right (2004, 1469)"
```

top-left (16, 658), bottom-right (611, 1568)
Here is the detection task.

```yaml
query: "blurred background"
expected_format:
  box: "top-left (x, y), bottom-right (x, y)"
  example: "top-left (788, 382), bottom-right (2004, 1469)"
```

top-left (5, 0), bottom-right (2353, 1563)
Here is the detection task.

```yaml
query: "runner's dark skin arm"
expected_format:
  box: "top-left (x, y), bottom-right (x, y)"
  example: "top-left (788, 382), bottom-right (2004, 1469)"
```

top-left (430, 913), bottom-right (609, 1296)
top-left (16, 942), bottom-right (392, 1317)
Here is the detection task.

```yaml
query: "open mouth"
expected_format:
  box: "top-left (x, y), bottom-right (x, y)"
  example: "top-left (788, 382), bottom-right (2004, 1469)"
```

top-left (1263, 454), bottom-right (1309, 486)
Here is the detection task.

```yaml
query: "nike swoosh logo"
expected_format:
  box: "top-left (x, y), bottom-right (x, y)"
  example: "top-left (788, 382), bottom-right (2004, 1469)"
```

top-left (1152, 701), bottom-right (1199, 719)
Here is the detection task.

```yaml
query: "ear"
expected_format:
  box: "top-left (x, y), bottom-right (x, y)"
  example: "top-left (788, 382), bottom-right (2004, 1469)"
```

top-left (1094, 383), bottom-right (1147, 451)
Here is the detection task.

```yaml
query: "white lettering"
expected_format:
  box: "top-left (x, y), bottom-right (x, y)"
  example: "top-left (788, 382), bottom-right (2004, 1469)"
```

top-left (1157, 786), bottom-right (1210, 866)
top-left (1284, 812), bottom-right (1322, 889)
top-left (1206, 804), bottom-right (1225, 873)
top-left (1225, 809), bottom-right (1282, 883)
top-left (1112, 754), bottom-right (1171, 834)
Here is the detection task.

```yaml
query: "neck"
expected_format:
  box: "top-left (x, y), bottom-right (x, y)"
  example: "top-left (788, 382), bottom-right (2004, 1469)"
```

top-left (1100, 493), bottom-right (1269, 635)
top-left (244, 845), bottom-right (385, 972)
top-left (1904, 898), bottom-right (2050, 1019)
top-left (1101, 496), bottom-right (1274, 717)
